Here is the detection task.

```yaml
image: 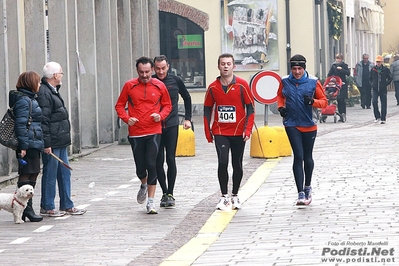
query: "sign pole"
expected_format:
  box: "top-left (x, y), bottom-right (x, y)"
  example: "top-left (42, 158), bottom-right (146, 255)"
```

top-left (264, 104), bottom-right (269, 126)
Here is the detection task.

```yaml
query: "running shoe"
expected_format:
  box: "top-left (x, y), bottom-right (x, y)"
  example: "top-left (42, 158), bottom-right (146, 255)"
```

top-left (216, 195), bottom-right (231, 211)
top-left (231, 195), bottom-right (241, 210)
top-left (160, 193), bottom-right (168, 207)
top-left (374, 118), bottom-right (380, 123)
top-left (146, 201), bottom-right (158, 214)
top-left (40, 208), bottom-right (66, 217)
top-left (61, 207), bottom-right (87, 215)
top-left (296, 191), bottom-right (306, 206)
top-left (341, 113), bottom-right (346, 122)
top-left (137, 184), bottom-right (147, 204)
top-left (381, 120), bottom-right (386, 124)
top-left (166, 194), bottom-right (175, 207)
top-left (304, 186), bottom-right (312, 205)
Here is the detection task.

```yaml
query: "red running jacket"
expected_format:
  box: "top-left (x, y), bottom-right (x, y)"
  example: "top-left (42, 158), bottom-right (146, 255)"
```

top-left (203, 76), bottom-right (255, 142)
top-left (115, 77), bottom-right (172, 137)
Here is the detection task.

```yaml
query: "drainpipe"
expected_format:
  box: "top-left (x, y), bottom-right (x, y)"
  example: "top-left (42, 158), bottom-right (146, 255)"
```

top-left (320, 0), bottom-right (327, 78)
top-left (285, 0), bottom-right (291, 74)
top-left (315, 0), bottom-right (321, 77)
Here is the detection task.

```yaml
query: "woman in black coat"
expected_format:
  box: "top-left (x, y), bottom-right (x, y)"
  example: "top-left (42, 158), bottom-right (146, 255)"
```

top-left (9, 71), bottom-right (44, 222)
top-left (327, 53), bottom-right (350, 122)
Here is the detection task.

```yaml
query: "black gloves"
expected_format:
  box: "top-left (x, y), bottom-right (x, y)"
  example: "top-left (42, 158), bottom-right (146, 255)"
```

top-left (303, 95), bottom-right (314, 105)
top-left (278, 107), bottom-right (287, 117)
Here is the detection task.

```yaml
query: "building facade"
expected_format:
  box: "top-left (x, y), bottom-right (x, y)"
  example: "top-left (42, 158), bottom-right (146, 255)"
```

top-left (0, 0), bottom-right (388, 176)
top-left (381, 0), bottom-right (399, 57)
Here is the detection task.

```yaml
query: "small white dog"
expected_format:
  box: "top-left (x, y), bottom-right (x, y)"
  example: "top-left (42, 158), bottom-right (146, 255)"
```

top-left (0, 184), bottom-right (34, 224)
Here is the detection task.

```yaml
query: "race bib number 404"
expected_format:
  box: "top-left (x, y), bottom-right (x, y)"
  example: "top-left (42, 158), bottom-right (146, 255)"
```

top-left (218, 105), bottom-right (236, 123)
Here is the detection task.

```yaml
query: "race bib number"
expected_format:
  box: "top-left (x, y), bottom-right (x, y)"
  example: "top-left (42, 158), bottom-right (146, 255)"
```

top-left (218, 105), bottom-right (236, 123)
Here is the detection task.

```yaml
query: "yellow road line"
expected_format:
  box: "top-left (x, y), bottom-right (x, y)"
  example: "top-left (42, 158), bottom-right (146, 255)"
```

top-left (160, 158), bottom-right (281, 266)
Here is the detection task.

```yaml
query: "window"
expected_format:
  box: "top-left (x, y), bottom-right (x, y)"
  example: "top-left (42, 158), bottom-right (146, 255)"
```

top-left (159, 11), bottom-right (205, 88)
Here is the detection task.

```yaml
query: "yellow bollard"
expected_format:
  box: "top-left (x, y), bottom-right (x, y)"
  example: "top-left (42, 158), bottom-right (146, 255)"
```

top-left (272, 126), bottom-right (292, 157)
top-left (250, 126), bottom-right (279, 158)
top-left (176, 125), bottom-right (195, 157)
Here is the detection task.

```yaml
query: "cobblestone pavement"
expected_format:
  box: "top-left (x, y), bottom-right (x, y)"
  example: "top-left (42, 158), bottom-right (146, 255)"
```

top-left (1, 92), bottom-right (399, 265)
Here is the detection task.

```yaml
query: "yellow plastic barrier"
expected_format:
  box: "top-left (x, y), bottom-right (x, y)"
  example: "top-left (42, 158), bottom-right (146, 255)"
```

top-left (250, 126), bottom-right (279, 158)
top-left (272, 126), bottom-right (292, 157)
top-left (176, 125), bottom-right (195, 157)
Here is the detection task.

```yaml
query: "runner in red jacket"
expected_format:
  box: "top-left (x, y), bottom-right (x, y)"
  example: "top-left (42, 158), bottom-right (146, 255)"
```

top-left (115, 56), bottom-right (172, 214)
top-left (203, 53), bottom-right (255, 211)
top-left (116, 76), bottom-right (172, 137)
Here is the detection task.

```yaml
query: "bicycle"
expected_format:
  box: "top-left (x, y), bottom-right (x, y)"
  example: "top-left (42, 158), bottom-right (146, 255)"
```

top-left (117, 108), bottom-right (194, 131)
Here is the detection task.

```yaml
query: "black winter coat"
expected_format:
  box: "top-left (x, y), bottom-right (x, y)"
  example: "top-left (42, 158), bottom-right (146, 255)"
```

top-left (327, 61), bottom-right (350, 99)
top-left (9, 89), bottom-right (44, 151)
top-left (152, 74), bottom-right (192, 128)
top-left (36, 78), bottom-right (71, 149)
top-left (369, 65), bottom-right (393, 92)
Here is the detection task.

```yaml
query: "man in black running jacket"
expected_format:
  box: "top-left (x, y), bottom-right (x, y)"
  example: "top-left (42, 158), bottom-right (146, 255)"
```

top-left (153, 55), bottom-right (192, 208)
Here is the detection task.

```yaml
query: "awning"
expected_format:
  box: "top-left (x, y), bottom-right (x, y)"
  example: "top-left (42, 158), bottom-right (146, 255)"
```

top-left (355, 0), bottom-right (384, 34)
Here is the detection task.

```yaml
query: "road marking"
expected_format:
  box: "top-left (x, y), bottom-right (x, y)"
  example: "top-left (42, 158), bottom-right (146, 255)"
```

top-left (33, 225), bottom-right (54, 233)
top-left (9, 237), bottom-right (31, 244)
top-left (55, 215), bottom-right (70, 220)
top-left (97, 157), bottom-right (132, 161)
top-left (105, 191), bottom-right (119, 196)
top-left (117, 184), bottom-right (132, 189)
top-left (90, 198), bottom-right (104, 202)
top-left (0, 250), bottom-right (5, 253)
top-left (160, 158), bottom-right (281, 266)
top-left (77, 204), bottom-right (90, 209)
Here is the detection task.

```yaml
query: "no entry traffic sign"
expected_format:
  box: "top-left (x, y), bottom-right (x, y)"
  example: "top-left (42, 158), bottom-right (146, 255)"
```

top-left (250, 70), bottom-right (281, 104)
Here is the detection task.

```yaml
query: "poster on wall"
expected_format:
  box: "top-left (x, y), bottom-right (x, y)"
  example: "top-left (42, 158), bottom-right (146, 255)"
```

top-left (221, 0), bottom-right (278, 71)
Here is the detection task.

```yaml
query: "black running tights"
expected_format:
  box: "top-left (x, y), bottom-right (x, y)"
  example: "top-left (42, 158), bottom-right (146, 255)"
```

top-left (214, 135), bottom-right (246, 195)
top-left (129, 134), bottom-right (161, 185)
top-left (156, 125), bottom-right (179, 195)
top-left (285, 127), bottom-right (317, 193)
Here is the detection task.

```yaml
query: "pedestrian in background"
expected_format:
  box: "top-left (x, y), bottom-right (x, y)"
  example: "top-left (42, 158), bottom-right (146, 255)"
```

top-left (390, 54), bottom-right (399, 105)
top-left (115, 56), bottom-right (172, 214)
top-left (354, 53), bottom-right (374, 109)
top-left (370, 55), bottom-right (393, 124)
top-left (277, 54), bottom-right (327, 205)
top-left (37, 62), bottom-right (86, 217)
top-left (203, 53), bottom-right (255, 211)
top-left (327, 53), bottom-right (350, 122)
top-left (152, 55), bottom-right (192, 208)
top-left (11, 71), bottom-right (44, 222)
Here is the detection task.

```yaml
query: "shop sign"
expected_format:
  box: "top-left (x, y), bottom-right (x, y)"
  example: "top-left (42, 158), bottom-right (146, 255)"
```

top-left (177, 35), bottom-right (203, 49)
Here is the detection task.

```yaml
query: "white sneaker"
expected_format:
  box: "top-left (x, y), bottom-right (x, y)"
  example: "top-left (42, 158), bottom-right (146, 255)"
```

top-left (146, 201), bottom-right (157, 214)
top-left (381, 120), bottom-right (386, 124)
top-left (216, 195), bottom-right (231, 211)
top-left (304, 186), bottom-right (312, 205)
top-left (231, 195), bottom-right (241, 210)
top-left (374, 118), bottom-right (380, 123)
